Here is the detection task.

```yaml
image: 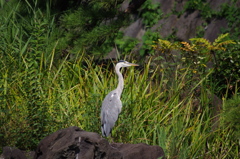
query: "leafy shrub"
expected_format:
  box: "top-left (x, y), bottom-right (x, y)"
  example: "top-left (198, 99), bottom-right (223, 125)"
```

top-left (57, 0), bottom-right (129, 57)
top-left (140, 31), bottom-right (161, 56)
top-left (217, 3), bottom-right (240, 27)
top-left (152, 33), bottom-right (237, 96)
top-left (114, 31), bottom-right (139, 55)
top-left (184, 0), bottom-right (214, 21)
top-left (140, 0), bottom-right (163, 27)
top-left (213, 42), bottom-right (240, 96)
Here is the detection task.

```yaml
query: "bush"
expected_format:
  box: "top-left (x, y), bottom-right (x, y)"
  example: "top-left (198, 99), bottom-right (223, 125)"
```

top-left (152, 33), bottom-right (237, 96)
top-left (213, 42), bottom-right (240, 96)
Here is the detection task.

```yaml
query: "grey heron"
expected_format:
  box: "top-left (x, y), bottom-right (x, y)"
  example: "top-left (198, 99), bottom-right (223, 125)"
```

top-left (101, 60), bottom-right (139, 137)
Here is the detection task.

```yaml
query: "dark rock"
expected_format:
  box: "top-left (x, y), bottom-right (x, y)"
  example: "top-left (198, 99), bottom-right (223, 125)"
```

top-left (111, 143), bottom-right (165, 159)
top-left (1, 147), bottom-right (35, 159)
top-left (122, 19), bottom-right (145, 39)
top-left (34, 126), bottom-right (165, 159)
top-left (1, 127), bottom-right (164, 159)
top-left (2, 146), bottom-right (27, 159)
top-left (151, 14), bottom-right (178, 38)
top-left (152, 10), bottom-right (205, 41)
top-left (203, 19), bottom-right (228, 42)
top-left (157, 0), bottom-right (186, 14)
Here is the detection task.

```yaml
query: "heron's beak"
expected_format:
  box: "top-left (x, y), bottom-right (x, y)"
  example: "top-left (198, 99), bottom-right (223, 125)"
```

top-left (129, 63), bottom-right (139, 66)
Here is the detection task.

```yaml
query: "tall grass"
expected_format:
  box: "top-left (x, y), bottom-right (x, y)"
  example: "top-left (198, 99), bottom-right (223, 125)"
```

top-left (1, 52), bottom-right (239, 158)
top-left (0, 1), bottom-right (239, 158)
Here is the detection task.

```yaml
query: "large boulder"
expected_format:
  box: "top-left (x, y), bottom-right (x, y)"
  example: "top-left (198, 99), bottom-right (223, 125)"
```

top-left (34, 126), bottom-right (165, 159)
top-left (1, 127), bottom-right (165, 159)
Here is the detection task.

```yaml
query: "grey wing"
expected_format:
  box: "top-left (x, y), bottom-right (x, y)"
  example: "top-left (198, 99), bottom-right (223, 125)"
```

top-left (101, 91), bottom-right (122, 137)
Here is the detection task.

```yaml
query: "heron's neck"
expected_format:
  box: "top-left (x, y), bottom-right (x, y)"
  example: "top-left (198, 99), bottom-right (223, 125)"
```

top-left (115, 65), bottom-right (124, 96)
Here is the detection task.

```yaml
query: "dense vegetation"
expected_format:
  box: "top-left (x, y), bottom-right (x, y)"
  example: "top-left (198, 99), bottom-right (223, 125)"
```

top-left (0, 0), bottom-right (239, 158)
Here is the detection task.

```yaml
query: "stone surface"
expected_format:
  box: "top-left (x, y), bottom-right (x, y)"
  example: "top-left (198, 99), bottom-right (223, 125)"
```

top-left (1, 126), bottom-right (165, 159)
top-left (34, 126), bottom-right (165, 159)
top-left (2, 147), bottom-right (25, 159)
top-left (203, 19), bottom-right (228, 42)
top-left (111, 143), bottom-right (164, 159)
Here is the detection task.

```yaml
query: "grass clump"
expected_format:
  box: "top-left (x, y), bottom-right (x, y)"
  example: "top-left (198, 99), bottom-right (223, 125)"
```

top-left (0, 1), bottom-right (239, 158)
top-left (222, 95), bottom-right (240, 139)
top-left (1, 55), bottom-right (239, 158)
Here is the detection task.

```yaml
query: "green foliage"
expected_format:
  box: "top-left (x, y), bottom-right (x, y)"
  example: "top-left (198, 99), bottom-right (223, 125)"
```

top-left (140, 31), bottom-right (161, 56)
top-left (195, 23), bottom-right (207, 38)
top-left (22, 9), bottom-right (54, 148)
top-left (213, 42), bottom-right (240, 95)
top-left (114, 30), bottom-right (161, 57)
top-left (2, 54), bottom-right (240, 158)
top-left (216, 2), bottom-right (240, 41)
top-left (222, 95), bottom-right (240, 139)
top-left (186, 33), bottom-right (236, 71)
top-left (57, 0), bottom-right (129, 57)
top-left (0, 0), bottom-right (59, 149)
top-left (114, 32), bottom-right (139, 55)
top-left (184, 0), bottom-right (206, 11)
top-left (1, 43), bottom-right (240, 158)
top-left (0, 0), bottom-right (131, 59)
top-left (217, 3), bottom-right (240, 27)
top-left (0, 0), bottom-right (240, 158)
top-left (184, 0), bottom-right (213, 21)
top-left (152, 33), bottom-right (237, 96)
top-left (140, 0), bottom-right (163, 27)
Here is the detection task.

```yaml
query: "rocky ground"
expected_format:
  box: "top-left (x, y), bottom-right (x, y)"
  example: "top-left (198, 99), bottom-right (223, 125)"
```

top-left (106, 0), bottom-right (238, 59)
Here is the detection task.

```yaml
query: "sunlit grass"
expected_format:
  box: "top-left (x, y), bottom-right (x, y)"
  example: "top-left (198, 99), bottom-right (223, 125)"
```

top-left (1, 53), bottom-right (239, 158)
top-left (0, 1), bottom-right (239, 157)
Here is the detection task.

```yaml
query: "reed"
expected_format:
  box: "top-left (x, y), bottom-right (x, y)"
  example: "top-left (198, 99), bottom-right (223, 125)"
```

top-left (0, 1), bottom-right (239, 158)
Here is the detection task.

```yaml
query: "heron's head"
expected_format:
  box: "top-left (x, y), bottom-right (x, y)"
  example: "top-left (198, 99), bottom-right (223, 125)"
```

top-left (117, 60), bottom-right (139, 67)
